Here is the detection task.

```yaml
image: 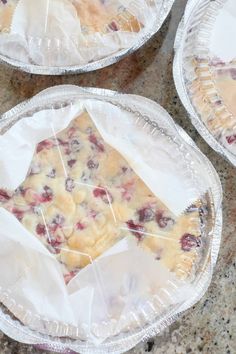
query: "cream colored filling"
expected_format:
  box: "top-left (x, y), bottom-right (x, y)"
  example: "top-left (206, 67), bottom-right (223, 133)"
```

top-left (0, 112), bottom-right (201, 281)
top-left (73, 0), bottom-right (142, 33)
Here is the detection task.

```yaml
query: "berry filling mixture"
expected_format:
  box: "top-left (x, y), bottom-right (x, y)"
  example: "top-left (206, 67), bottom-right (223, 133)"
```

top-left (0, 0), bottom-right (142, 35)
top-left (73, 0), bottom-right (142, 34)
top-left (0, 112), bottom-right (203, 283)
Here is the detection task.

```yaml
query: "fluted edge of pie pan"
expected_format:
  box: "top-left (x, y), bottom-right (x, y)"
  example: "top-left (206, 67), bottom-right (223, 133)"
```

top-left (0, 0), bottom-right (175, 75)
top-left (173, 0), bottom-right (236, 167)
top-left (0, 85), bottom-right (222, 353)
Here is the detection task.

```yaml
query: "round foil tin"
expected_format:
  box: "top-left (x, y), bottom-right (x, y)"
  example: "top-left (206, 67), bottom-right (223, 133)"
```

top-left (0, 85), bottom-right (222, 353)
top-left (0, 0), bottom-right (175, 75)
top-left (174, 0), bottom-right (236, 166)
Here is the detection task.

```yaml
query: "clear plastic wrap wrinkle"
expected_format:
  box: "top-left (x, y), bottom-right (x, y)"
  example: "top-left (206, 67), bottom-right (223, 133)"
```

top-left (0, 85), bottom-right (222, 353)
top-left (0, 0), bottom-right (175, 74)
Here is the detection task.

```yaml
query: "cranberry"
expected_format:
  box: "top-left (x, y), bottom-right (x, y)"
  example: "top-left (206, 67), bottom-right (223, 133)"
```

top-left (12, 208), bottom-right (24, 221)
top-left (0, 189), bottom-right (11, 202)
top-left (67, 159), bottom-right (76, 168)
top-left (126, 220), bottom-right (145, 240)
top-left (52, 214), bottom-right (65, 226)
top-left (93, 188), bottom-right (106, 198)
top-left (87, 159), bottom-right (99, 169)
top-left (65, 177), bottom-right (75, 192)
top-left (76, 222), bottom-right (85, 230)
top-left (36, 223), bottom-right (46, 236)
top-left (36, 140), bottom-right (54, 153)
top-left (47, 168), bottom-right (56, 178)
top-left (180, 233), bottom-right (201, 252)
top-left (41, 186), bottom-right (53, 203)
top-left (215, 100), bottom-right (222, 106)
top-left (70, 139), bottom-right (80, 152)
top-left (156, 211), bottom-right (175, 229)
top-left (89, 134), bottom-right (104, 152)
top-left (93, 187), bottom-right (113, 204)
top-left (226, 134), bottom-right (236, 145)
top-left (64, 271), bottom-right (77, 284)
top-left (138, 207), bottom-right (155, 222)
top-left (48, 238), bottom-right (62, 253)
top-left (108, 20), bottom-right (119, 31)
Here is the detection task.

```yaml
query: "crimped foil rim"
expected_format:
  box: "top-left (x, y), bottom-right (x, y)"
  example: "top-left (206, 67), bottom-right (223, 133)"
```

top-left (0, 85), bottom-right (222, 353)
top-left (0, 0), bottom-right (175, 75)
top-left (173, 0), bottom-right (236, 167)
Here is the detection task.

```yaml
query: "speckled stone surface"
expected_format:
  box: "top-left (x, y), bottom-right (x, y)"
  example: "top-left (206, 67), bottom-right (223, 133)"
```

top-left (0, 0), bottom-right (235, 353)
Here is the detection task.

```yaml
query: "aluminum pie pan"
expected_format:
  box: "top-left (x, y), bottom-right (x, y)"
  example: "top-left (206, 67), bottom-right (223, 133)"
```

top-left (173, 0), bottom-right (236, 167)
top-left (0, 0), bottom-right (175, 75)
top-left (0, 85), bottom-right (222, 353)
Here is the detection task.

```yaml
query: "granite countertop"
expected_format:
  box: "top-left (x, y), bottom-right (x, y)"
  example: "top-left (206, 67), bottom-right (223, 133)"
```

top-left (0, 0), bottom-right (235, 353)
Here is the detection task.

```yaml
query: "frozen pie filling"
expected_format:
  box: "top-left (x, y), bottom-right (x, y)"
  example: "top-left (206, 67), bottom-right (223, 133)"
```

top-left (0, 112), bottom-right (203, 283)
top-left (0, 0), bottom-right (142, 35)
top-left (189, 58), bottom-right (236, 155)
top-left (0, 0), bottom-right (144, 67)
top-left (73, 0), bottom-right (142, 33)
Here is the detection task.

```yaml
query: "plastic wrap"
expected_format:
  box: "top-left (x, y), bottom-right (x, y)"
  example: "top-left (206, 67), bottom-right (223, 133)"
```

top-left (174, 0), bottom-right (236, 166)
top-left (0, 85), bottom-right (222, 353)
top-left (0, 0), bottom-right (175, 74)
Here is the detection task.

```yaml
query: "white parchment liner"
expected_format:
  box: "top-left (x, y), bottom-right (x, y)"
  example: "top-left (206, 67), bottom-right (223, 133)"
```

top-left (0, 0), bottom-right (156, 67)
top-left (0, 87), bottom-right (218, 345)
